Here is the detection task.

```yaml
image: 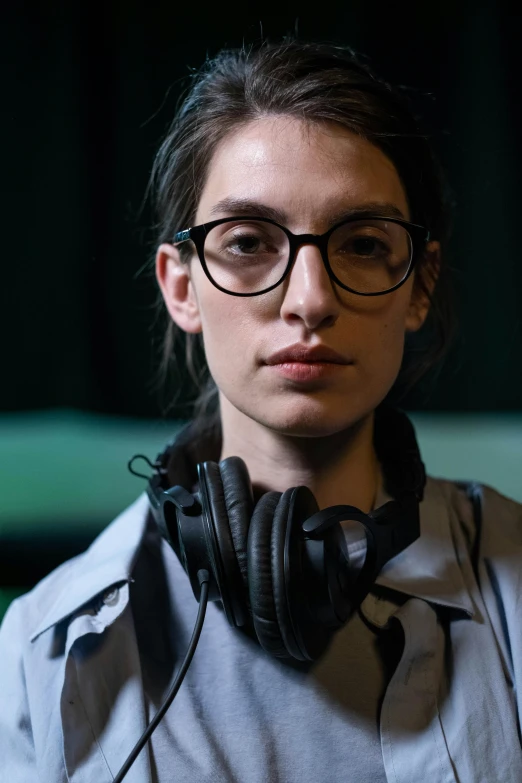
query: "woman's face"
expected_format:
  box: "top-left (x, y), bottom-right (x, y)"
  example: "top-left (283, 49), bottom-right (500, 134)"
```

top-left (156, 117), bottom-right (438, 437)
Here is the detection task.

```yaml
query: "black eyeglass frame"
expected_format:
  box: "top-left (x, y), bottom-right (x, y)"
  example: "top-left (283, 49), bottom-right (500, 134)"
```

top-left (173, 215), bottom-right (431, 297)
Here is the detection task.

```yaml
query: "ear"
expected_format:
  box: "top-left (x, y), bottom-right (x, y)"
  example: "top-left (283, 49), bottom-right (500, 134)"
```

top-left (405, 241), bottom-right (441, 333)
top-left (155, 243), bottom-right (203, 334)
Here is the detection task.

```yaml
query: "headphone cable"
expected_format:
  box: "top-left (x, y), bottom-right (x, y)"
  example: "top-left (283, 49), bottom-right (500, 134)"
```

top-left (113, 569), bottom-right (210, 783)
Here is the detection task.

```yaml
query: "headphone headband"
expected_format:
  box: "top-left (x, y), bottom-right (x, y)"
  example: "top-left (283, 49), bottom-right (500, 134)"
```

top-left (148, 404), bottom-right (426, 504)
top-left (132, 404), bottom-right (426, 662)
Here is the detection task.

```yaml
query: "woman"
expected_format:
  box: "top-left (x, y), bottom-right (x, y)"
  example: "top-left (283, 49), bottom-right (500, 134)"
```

top-left (1, 39), bottom-right (521, 783)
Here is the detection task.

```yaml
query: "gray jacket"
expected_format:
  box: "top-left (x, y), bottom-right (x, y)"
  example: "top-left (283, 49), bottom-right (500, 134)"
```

top-left (1, 476), bottom-right (522, 782)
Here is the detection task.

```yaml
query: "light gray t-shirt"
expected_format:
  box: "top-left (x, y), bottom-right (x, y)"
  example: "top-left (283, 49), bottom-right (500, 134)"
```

top-left (131, 519), bottom-right (401, 783)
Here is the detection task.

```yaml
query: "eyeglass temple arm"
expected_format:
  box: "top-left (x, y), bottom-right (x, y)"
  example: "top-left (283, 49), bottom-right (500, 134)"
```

top-left (174, 229), bottom-right (191, 244)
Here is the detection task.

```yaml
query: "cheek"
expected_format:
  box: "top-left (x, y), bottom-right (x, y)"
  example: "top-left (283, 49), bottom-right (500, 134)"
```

top-left (377, 319), bottom-right (407, 367)
top-left (198, 295), bottom-right (253, 379)
top-left (379, 307), bottom-right (409, 348)
top-left (355, 292), bottom-right (411, 378)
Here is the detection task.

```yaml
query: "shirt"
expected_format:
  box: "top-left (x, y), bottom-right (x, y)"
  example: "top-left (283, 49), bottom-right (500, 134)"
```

top-left (133, 519), bottom-right (391, 783)
top-left (1, 475), bottom-right (522, 782)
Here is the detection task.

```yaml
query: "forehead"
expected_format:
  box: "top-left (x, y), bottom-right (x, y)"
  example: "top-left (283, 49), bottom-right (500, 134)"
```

top-left (196, 116), bottom-right (410, 229)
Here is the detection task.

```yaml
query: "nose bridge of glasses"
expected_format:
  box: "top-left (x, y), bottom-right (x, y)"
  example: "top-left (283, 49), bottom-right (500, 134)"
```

top-left (290, 232), bottom-right (329, 264)
top-left (286, 232), bottom-right (333, 285)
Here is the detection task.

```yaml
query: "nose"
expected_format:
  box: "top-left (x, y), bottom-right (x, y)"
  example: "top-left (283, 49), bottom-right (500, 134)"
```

top-left (279, 242), bottom-right (341, 329)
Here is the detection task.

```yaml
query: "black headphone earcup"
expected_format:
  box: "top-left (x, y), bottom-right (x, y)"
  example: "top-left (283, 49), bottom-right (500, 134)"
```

top-left (216, 456), bottom-right (255, 593)
top-left (247, 489), bottom-right (297, 659)
top-left (201, 456), bottom-right (254, 619)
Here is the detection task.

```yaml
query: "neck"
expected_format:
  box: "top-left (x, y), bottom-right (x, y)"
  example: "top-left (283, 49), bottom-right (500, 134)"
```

top-left (218, 395), bottom-right (382, 514)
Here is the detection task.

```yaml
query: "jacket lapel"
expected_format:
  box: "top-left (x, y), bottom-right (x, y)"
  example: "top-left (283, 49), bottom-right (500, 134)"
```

top-left (360, 477), bottom-right (522, 783)
top-left (60, 583), bottom-right (152, 782)
top-left (379, 598), bottom-right (458, 783)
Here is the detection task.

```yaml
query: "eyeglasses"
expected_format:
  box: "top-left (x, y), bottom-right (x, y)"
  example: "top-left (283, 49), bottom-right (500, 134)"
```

top-left (173, 215), bottom-right (430, 297)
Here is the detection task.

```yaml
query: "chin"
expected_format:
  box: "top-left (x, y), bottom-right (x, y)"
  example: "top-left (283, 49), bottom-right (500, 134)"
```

top-left (251, 398), bottom-right (375, 439)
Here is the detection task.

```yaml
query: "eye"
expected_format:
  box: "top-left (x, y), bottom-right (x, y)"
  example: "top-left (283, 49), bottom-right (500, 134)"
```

top-left (350, 236), bottom-right (388, 257)
top-left (227, 232), bottom-right (265, 254)
top-left (215, 224), bottom-right (286, 260)
top-left (329, 222), bottom-right (397, 264)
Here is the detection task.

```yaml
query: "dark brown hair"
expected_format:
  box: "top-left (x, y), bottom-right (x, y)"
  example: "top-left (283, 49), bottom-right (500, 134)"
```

top-left (146, 38), bottom-right (456, 428)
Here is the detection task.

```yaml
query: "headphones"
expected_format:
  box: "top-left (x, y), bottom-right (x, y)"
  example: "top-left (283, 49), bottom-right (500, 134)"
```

top-left (131, 404), bottom-right (426, 662)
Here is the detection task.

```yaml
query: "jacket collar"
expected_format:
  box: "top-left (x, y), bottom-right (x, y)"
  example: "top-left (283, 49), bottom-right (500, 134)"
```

top-left (29, 493), bottom-right (151, 642)
top-left (366, 475), bottom-right (475, 624)
top-left (29, 476), bottom-right (475, 643)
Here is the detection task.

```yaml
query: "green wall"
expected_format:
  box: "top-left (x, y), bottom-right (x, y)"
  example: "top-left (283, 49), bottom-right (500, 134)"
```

top-left (1, 409), bottom-right (520, 619)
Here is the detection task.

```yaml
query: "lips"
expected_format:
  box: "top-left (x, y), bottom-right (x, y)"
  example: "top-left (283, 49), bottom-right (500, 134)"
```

top-left (265, 343), bottom-right (351, 365)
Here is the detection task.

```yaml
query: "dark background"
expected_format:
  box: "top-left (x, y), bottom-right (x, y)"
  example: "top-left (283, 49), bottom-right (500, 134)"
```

top-left (3, 0), bottom-right (522, 418)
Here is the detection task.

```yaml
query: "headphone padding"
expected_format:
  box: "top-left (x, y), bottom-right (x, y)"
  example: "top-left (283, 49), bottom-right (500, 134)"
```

top-left (271, 488), bottom-right (302, 660)
top-left (217, 456), bottom-right (254, 599)
top-left (201, 459), bottom-right (251, 621)
top-left (248, 490), bottom-right (289, 658)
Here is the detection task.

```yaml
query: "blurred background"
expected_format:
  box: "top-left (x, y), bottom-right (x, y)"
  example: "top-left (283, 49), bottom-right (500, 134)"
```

top-left (1, 0), bottom-right (521, 618)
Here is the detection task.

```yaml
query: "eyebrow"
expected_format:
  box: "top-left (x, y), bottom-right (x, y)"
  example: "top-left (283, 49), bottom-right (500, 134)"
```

top-left (208, 197), bottom-right (407, 226)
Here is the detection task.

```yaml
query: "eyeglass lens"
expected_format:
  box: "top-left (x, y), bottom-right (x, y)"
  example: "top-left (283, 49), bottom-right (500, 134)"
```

top-left (203, 219), bottom-right (413, 295)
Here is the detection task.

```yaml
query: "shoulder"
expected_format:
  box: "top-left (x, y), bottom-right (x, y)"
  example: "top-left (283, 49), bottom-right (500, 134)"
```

top-left (480, 482), bottom-right (522, 542)
top-left (1, 554), bottom-right (84, 648)
top-left (0, 492), bottom-right (151, 645)
top-left (427, 475), bottom-right (522, 591)
top-left (429, 475), bottom-right (522, 542)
